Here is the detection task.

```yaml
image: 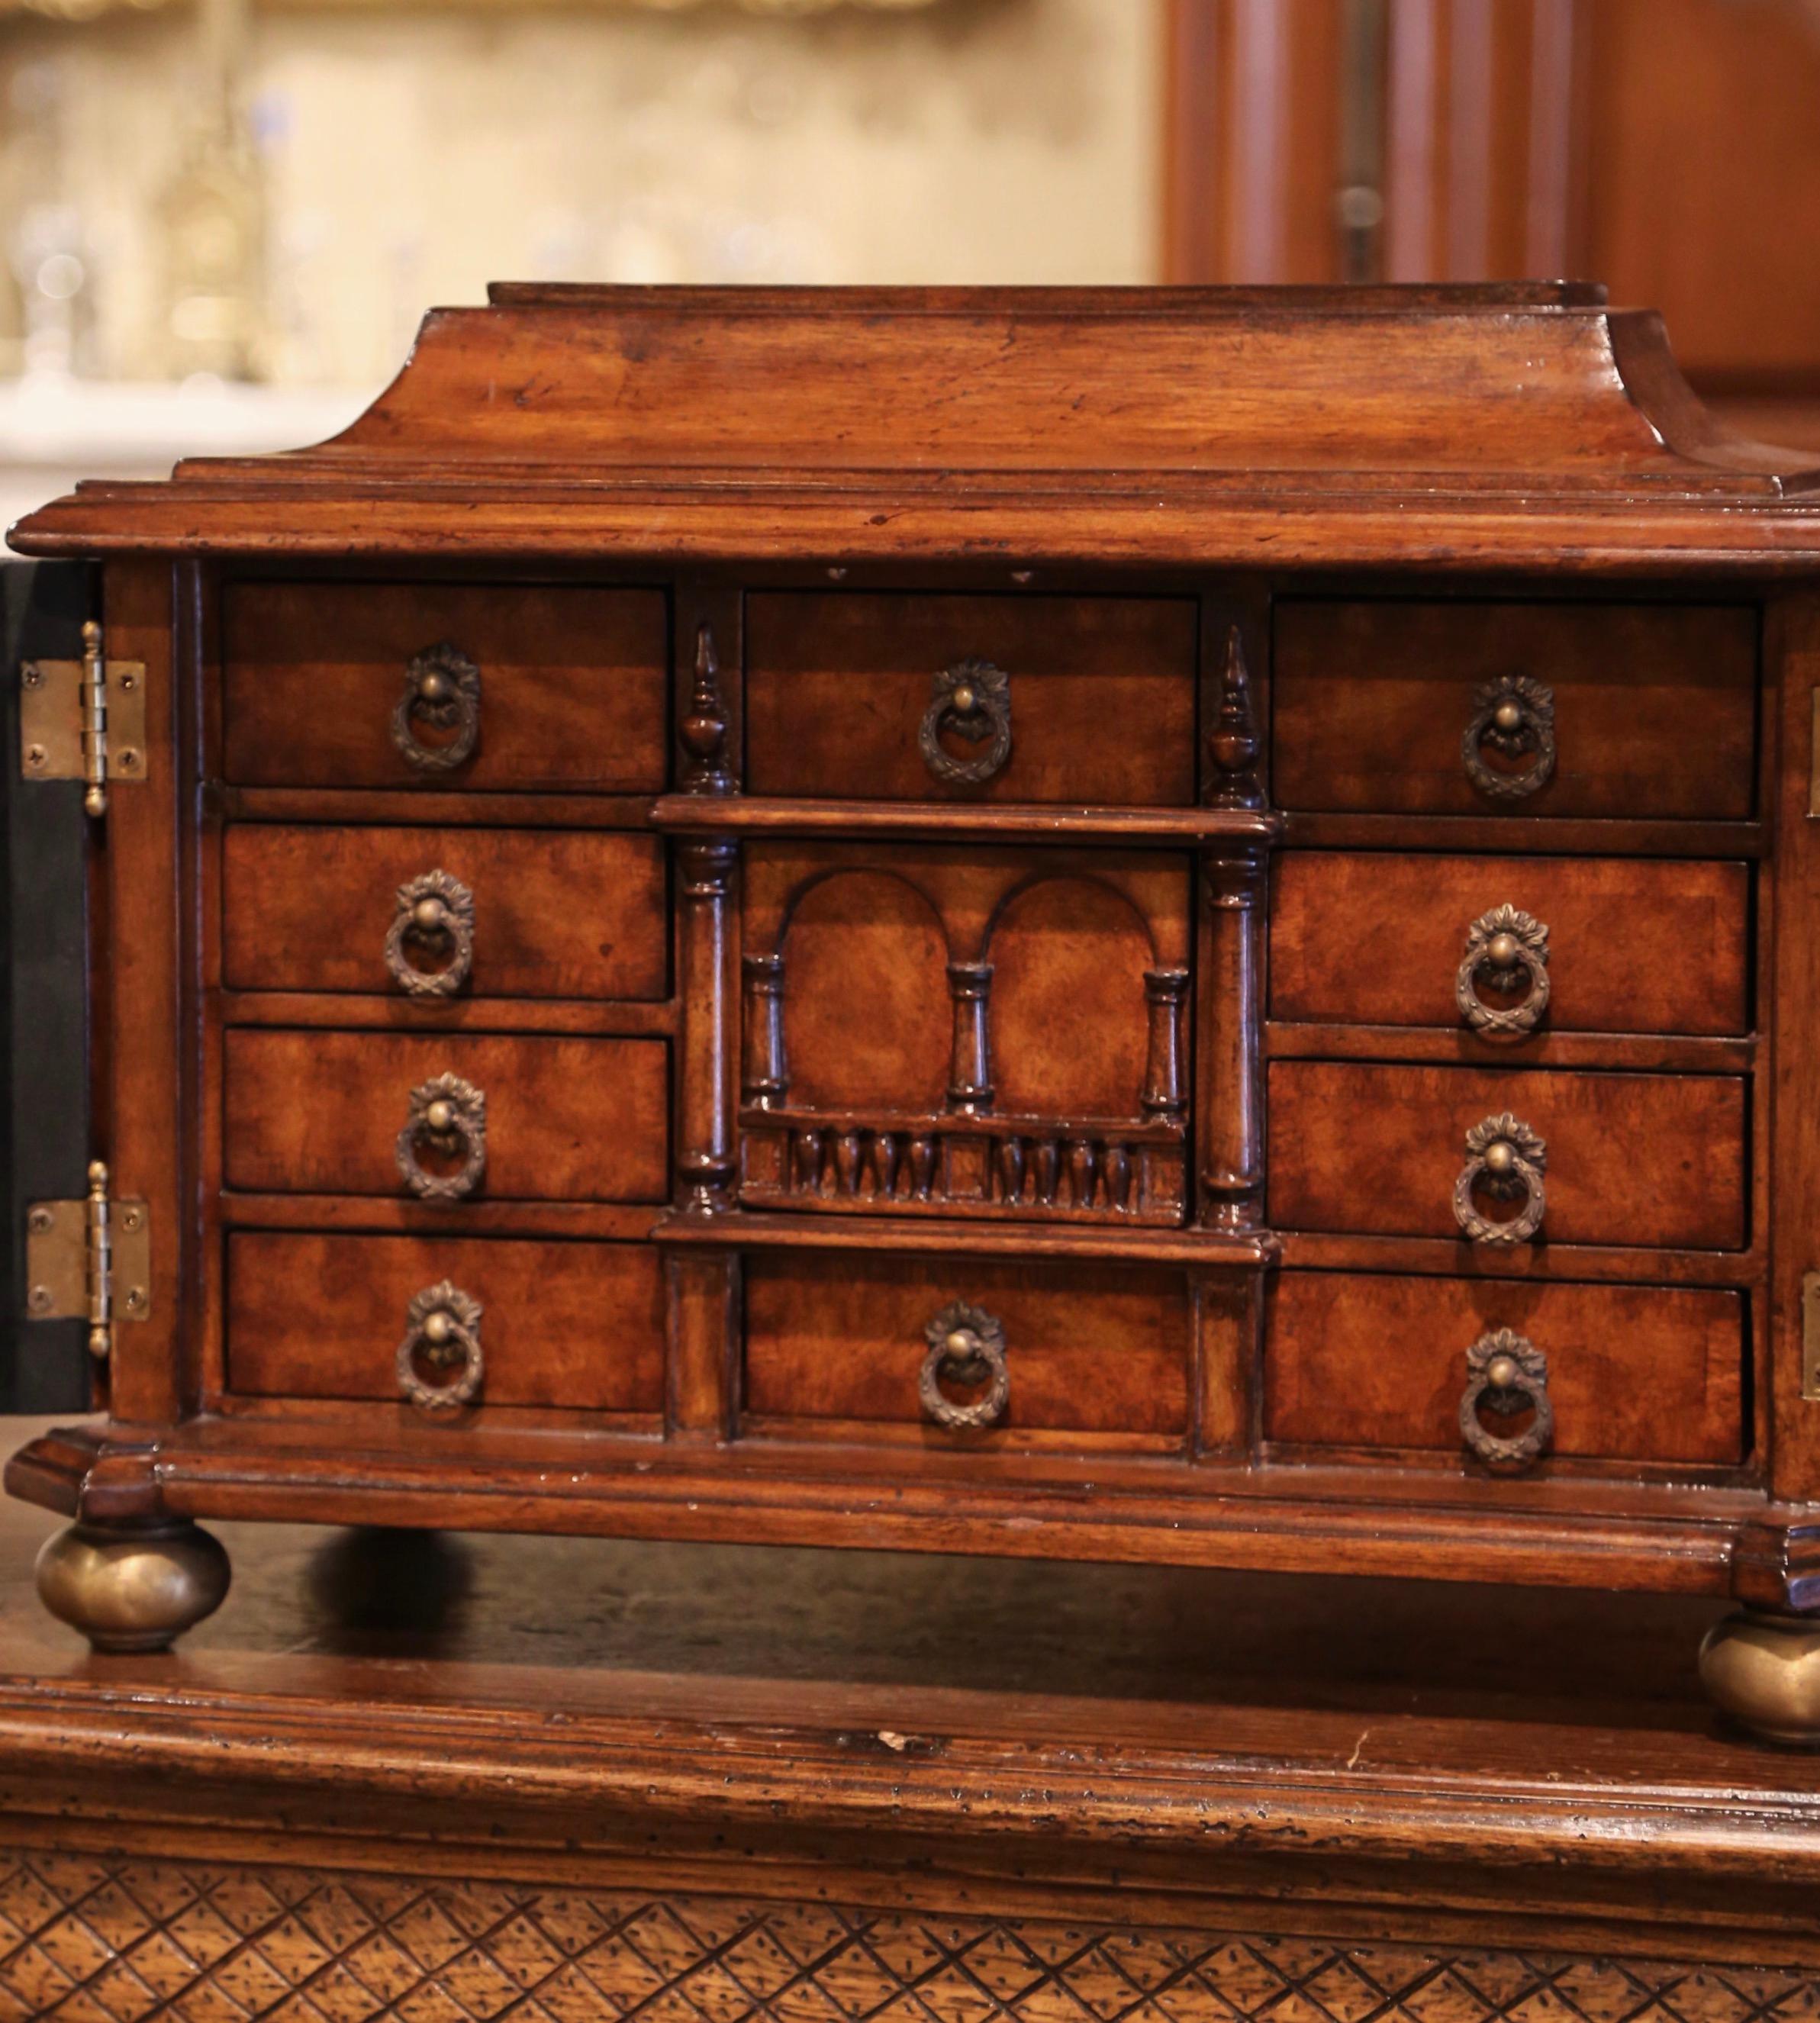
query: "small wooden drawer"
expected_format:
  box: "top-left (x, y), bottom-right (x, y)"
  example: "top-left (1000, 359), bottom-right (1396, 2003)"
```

top-left (1271, 853), bottom-right (1750, 1036)
top-left (745, 592), bottom-right (1198, 804)
top-left (1265, 1271), bottom-right (1745, 1467)
top-left (742, 1251), bottom-right (1192, 1450)
top-left (222, 581), bottom-right (668, 791)
top-left (222, 825), bottom-right (668, 1002)
top-left (1267, 1061), bottom-right (1747, 1249)
top-left (226, 1232), bottom-right (665, 1414)
top-left (224, 1030), bottom-right (668, 1202)
top-left (1272, 599), bottom-right (1757, 818)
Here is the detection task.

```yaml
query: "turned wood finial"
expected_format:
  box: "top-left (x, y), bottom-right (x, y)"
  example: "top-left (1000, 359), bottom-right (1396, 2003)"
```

top-left (679, 622), bottom-right (733, 796)
top-left (1207, 626), bottom-right (1264, 811)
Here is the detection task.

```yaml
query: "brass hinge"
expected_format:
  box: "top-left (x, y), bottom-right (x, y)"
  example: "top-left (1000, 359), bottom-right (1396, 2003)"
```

top-left (19, 619), bottom-right (147, 817)
top-left (25, 1162), bottom-right (151, 1360)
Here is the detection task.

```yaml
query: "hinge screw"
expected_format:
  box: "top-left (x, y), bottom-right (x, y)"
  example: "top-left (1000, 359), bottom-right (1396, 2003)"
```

top-left (27, 1206), bottom-right (53, 1233)
top-left (27, 1285), bottom-right (52, 1314)
top-left (24, 745), bottom-right (47, 771)
top-left (123, 1287), bottom-right (146, 1313)
top-left (121, 1206), bottom-right (143, 1232)
top-left (21, 665), bottom-right (40, 689)
top-left (118, 672), bottom-right (137, 691)
top-left (117, 750), bottom-right (140, 772)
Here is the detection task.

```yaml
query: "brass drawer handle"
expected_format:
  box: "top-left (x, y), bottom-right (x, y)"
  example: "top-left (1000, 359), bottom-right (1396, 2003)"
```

top-left (1452, 1111), bottom-right (1547, 1245)
top-left (397, 1279), bottom-right (484, 1412)
top-left (1459, 1328), bottom-right (1553, 1470)
top-left (392, 643), bottom-right (480, 772)
top-left (384, 869), bottom-right (475, 997)
top-left (395, 1073), bottom-right (487, 1200)
top-left (1456, 905), bottom-right (1550, 1034)
top-left (920, 659), bottom-right (1012, 786)
top-left (1463, 674), bottom-right (1554, 800)
top-left (920, 1300), bottom-right (1009, 1430)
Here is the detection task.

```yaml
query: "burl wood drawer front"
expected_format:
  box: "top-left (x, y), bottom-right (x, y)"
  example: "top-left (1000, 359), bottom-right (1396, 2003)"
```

top-left (743, 1252), bottom-right (1191, 1446)
top-left (1273, 600), bottom-right (1757, 817)
top-left (222, 825), bottom-right (668, 1001)
top-left (222, 582), bottom-right (668, 790)
top-left (1271, 854), bottom-right (1750, 1036)
top-left (1268, 1061), bottom-right (1746, 1249)
top-left (1266, 1271), bottom-right (1744, 1466)
top-left (227, 1232), bottom-right (665, 1411)
top-left (224, 1031), bottom-right (668, 1202)
top-left (745, 592), bottom-right (1198, 804)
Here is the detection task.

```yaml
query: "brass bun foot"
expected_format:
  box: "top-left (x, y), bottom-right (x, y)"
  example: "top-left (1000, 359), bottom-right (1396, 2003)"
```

top-left (1700, 1609), bottom-right (1820, 1745)
top-left (35, 1520), bottom-right (230, 1654)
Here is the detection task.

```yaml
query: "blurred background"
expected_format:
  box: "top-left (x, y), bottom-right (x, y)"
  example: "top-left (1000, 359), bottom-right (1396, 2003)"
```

top-left (2, 0), bottom-right (1820, 539)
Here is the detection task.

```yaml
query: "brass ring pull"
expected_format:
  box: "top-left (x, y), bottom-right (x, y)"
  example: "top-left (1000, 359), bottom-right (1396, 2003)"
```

top-left (920, 659), bottom-right (1012, 787)
top-left (1463, 674), bottom-right (1554, 800)
top-left (1456, 905), bottom-right (1550, 1034)
top-left (1459, 1329), bottom-right (1553, 1470)
top-left (392, 643), bottom-right (480, 772)
top-left (383, 869), bottom-right (475, 998)
top-left (1452, 1112), bottom-right (1547, 1245)
top-left (395, 1073), bottom-right (487, 1201)
top-left (397, 1279), bottom-right (484, 1412)
top-left (920, 1300), bottom-right (1010, 1431)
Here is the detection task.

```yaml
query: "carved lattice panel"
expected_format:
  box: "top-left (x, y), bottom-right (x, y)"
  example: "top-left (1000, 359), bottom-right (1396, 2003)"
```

top-left (3, 1844), bottom-right (1818, 2023)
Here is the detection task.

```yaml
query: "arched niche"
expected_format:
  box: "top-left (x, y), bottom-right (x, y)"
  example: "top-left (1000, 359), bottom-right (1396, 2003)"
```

top-left (776, 868), bottom-right (951, 1112)
top-left (986, 875), bottom-right (1155, 1118)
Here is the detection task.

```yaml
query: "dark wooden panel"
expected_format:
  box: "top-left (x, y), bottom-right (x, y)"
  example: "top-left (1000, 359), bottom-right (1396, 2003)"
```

top-left (222, 582), bottom-right (668, 791)
top-left (226, 1232), bottom-right (665, 1409)
top-left (222, 824), bottom-right (668, 1001)
top-left (1266, 1271), bottom-right (1745, 1465)
top-left (1271, 853), bottom-right (1750, 1035)
top-left (743, 1251), bottom-right (1192, 1439)
top-left (1267, 1061), bottom-right (1747, 1249)
top-left (746, 594), bottom-right (1198, 804)
top-left (1273, 601), bottom-right (1757, 817)
top-left (224, 1031), bottom-right (668, 1203)
top-left (1, 562), bottom-right (89, 1413)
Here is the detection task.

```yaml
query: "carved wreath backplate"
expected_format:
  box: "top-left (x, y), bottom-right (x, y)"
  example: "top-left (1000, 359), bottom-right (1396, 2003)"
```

top-left (1462, 673), bottom-right (1555, 800)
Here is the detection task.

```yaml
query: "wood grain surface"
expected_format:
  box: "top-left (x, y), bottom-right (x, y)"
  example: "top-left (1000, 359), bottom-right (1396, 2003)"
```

top-left (746, 592), bottom-right (1198, 804)
top-left (1273, 600), bottom-right (1757, 818)
top-left (1267, 1061), bottom-right (1748, 1249)
top-left (1271, 853), bottom-right (1751, 1036)
top-left (222, 823), bottom-right (669, 1002)
top-left (1265, 1271), bottom-right (1746, 1466)
top-left (223, 1030), bottom-right (670, 1203)
top-left (222, 581), bottom-right (669, 791)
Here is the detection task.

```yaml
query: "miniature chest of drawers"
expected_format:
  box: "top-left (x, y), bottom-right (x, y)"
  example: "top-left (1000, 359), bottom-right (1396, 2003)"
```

top-left (11, 282), bottom-right (1820, 1739)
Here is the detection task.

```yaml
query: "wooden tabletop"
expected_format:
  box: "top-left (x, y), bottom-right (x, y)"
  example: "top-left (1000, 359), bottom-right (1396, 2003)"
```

top-left (5, 1416), bottom-right (1820, 1966)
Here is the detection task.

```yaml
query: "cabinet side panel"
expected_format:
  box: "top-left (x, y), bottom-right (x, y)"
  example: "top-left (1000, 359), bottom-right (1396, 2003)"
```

top-left (102, 560), bottom-right (185, 1425)
top-left (1771, 591), bottom-right (1820, 1500)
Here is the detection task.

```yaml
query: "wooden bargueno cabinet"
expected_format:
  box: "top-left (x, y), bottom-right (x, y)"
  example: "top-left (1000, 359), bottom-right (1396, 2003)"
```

top-left (11, 283), bottom-right (1820, 1740)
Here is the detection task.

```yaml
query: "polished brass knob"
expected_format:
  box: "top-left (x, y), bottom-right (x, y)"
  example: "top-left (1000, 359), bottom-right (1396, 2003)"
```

top-left (1460, 1329), bottom-right (1553, 1470)
top-left (920, 659), bottom-right (1012, 787)
top-left (392, 642), bottom-right (480, 772)
top-left (920, 1300), bottom-right (1010, 1431)
top-left (1453, 1112), bottom-right (1548, 1245)
top-left (1456, 905), bottom-right (1550, 1036)
top-left (396, 1073), bottom-right (487, 1201)
top-left (384, 869), bottom-right (475, 999)
top-left (1463, 674), bottom-right (1555, 800)
top-left (398, 1280), bottom-right (484, 1413)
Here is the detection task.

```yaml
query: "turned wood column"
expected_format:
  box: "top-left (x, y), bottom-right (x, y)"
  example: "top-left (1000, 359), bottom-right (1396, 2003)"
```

top-left (1142, 967), bottom-right (1190, 1121)
top-left (1198, 847), bottom-right (1266, 1232)
top-left (947, 961), bottom-right (994, 1114)
top-left (678, 836), bottom-right (737, 1212)
top-left (741, 952), bottom-right (787, 1107)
